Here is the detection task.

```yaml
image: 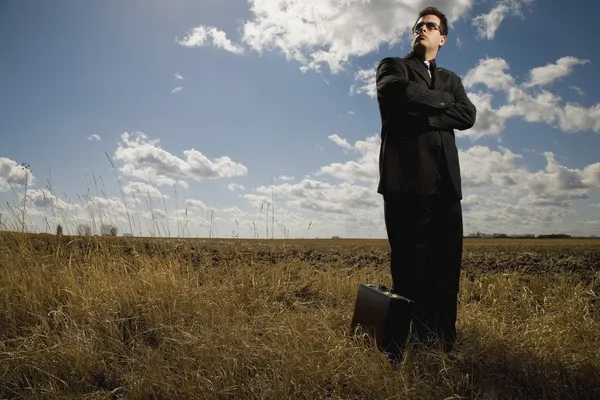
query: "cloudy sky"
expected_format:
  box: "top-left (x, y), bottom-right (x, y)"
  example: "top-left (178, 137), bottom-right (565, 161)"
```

top-left (1, 0), bottom-right (599, 238)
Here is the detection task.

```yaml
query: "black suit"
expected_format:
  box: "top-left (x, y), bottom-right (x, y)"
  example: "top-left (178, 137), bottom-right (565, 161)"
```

top-left (375, 52), bottom-right (476, 352)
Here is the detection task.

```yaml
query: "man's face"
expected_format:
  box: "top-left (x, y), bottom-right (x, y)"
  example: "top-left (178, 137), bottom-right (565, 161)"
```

top-left (412, 14), bottom-right (446, 52)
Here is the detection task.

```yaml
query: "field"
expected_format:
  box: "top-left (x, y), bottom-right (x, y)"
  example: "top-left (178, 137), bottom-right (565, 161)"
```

top-left (1, 233), bottom-right (599, 399)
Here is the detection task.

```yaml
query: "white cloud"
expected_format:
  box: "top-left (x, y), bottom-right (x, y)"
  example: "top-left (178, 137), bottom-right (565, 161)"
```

top-left (460, 57), bottom-right (600, 137)
top-left (82, 195), bottom-right (129, 215)
top-left (350, 66), bottom-right (377, 98)
top-left (523, 57), bottom-right (590, 88)
top-left (461, 194), bottom-right (580, 235)
top-left (255, 178), bottom-right (379, 215)
top-left (178, 180), bottom-right (189, 190)
top-left (472, 0), bottom-right (534, 40)
top-left (175, 73), bottom-right (184, 80)
top-left (1, 187), bottom-right (141, 235)
top-left (327, 134), bottom-right (352, 150)
top-left (0, 157), bottom-right (35, 191)
top-left (183, 1), bottom-right (476, 74)
top-left (228, 183), bottom-right (245, 192)
top-left (496, 87), bottom-right (600, 133)
top-left (185, 199), bottom-right (208, 211)
top-left (317, 135), bottom-right (379, 184)
top-left (25, 188), bottom-right (78, 212)
top-left (113, 131), bottom-right (248, 187)
top-left (177, 25), bottom-right (245, 54)
top-left (569, 86), bottom-right (585, 96)
top-left (171, 86), bottom-right (183, 94)
top-left (498, 87), bottom-right (561, 126)
top-left (241, 193), bottom-right (273, 209)
top-left (459, 91), bottom-right (506, 140)
top-left (555, 104), bottom-right (600, 133)
top-left (459, 146), bottom-right (600, 204)
top-left (88, 134), bottom-right (101, 141)
top-left (122, 181), bottom-right (165, 199)
top-left (459, 145), bottom-right (524, 188)
top-left (463, 57), bottom-right (515, 91)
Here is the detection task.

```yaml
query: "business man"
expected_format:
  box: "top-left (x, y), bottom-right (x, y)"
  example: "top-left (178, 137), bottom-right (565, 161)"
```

top-left (375, 7), bottom-right (476, 353)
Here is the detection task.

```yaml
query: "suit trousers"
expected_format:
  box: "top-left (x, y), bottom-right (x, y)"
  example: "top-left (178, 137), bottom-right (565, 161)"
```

top-left (382, 165), bottom-right (463, 352)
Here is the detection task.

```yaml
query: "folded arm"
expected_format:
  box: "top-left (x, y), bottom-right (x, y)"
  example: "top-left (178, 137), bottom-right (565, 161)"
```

top-left (376, 57), bottom-right (455, 112)
top-left (427, 75), bottom-right (477, 131)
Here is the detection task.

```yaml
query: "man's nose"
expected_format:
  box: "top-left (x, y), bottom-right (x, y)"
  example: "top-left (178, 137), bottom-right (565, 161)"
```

top-left (415, 24), bottom-right (427, 34)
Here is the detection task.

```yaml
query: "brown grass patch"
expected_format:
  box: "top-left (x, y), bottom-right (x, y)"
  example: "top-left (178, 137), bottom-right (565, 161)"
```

top-left (1, 233), bottom-right (599, 399)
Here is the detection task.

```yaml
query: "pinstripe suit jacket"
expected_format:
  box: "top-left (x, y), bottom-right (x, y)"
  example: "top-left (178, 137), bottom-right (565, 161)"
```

top-left (375, 52), bottom-right (476, 200)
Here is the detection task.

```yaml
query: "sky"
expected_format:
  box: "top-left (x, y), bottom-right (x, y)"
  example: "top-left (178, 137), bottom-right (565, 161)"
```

top-left (1, 0), bottom-right (599, 238)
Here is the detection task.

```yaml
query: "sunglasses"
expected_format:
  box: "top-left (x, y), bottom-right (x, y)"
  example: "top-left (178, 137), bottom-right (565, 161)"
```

top-left (413, 21), bottom-right (442, 34)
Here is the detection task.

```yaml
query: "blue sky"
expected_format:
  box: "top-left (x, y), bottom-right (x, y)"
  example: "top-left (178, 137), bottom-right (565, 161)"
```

top-left (1, 0), bottom-right (599, 238)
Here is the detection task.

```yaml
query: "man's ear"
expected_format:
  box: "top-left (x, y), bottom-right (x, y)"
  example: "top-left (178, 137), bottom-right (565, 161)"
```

top-left (439, 35), bottom-right (447, 47)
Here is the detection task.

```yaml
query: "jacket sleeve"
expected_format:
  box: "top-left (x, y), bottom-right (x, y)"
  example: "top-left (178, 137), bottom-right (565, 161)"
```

top-left (427, 74), bottom-right (477, 131)
top-left (376, 57), bottom-right (455, 111)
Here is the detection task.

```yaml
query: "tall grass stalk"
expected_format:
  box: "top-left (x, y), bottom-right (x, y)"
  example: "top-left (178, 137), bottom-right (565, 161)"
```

top-left (105, 152), bottom-right (134, 236)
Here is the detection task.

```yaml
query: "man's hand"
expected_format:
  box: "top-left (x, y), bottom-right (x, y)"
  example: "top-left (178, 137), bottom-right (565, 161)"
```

top-left (427, 76), bottom-right (477, 131)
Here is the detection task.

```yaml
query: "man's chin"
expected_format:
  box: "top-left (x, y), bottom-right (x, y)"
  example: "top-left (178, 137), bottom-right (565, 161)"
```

top-left (412, 43), bottom-right (426, 52)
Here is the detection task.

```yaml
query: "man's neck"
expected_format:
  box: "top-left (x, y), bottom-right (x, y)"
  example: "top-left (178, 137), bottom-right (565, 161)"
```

top-left (411, 48), bottom-right (438, 62)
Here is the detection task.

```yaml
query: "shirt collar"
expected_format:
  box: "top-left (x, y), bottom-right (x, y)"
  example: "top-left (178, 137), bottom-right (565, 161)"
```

top-left (407, 51), bottom-right (436, 66)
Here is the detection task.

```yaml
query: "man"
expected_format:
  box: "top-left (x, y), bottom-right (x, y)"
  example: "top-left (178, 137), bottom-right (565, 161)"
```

top-left (375, 6), bottom-right (476, 354)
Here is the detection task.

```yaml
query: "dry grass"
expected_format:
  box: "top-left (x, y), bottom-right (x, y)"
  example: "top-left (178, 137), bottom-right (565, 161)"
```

top-left (1, 233), bottom-right (599, 399)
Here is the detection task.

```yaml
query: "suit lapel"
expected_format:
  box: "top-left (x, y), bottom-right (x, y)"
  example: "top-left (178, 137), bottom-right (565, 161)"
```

top-left (431, 67), bottom-right (441, 90)
top-left (407, 56), bottom-right (431, 87)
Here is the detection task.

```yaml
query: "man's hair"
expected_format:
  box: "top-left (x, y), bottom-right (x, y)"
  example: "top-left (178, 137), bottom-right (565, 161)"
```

top-left (414, 6), bottom-right (448, 36)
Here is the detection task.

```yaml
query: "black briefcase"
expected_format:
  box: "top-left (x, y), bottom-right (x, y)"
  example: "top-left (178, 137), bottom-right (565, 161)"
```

top-left (349, 283), bottom-right (414, 355)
